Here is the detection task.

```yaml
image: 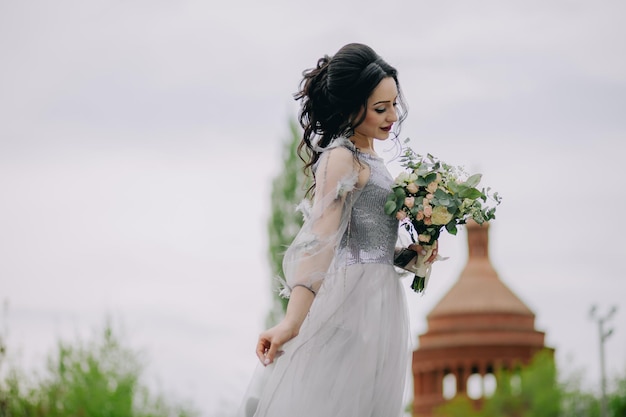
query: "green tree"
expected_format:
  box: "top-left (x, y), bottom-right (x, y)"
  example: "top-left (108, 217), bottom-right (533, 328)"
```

top-left (482, 350), bottom-right (561, 417)
top-left (608, 373), bottom-right (626, 417)
top-left (434, 394), bottom-right (482, 417)
top-left (558, 370), bottom-right (626, 417)
top-left (0, 320), bottom-right (196, 417)
top-left (266, 120), bottom-right (309, 325)
top-left (559, 368), bottom-right (600, 417)
top-left (433, 350), bottom-right (561, 417)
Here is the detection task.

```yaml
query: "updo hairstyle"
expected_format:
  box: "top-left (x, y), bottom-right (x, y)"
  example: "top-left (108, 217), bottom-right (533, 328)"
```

top-left (294, 43), bottom-right (407, 176)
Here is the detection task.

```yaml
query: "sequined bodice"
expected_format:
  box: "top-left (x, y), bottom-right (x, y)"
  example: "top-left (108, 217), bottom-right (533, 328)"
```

top-left (340, 151), bottom-right (398, 265)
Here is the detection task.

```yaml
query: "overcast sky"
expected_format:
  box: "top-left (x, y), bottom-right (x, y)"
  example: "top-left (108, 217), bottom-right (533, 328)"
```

top-left (1, 1), bottom-right (625, 415)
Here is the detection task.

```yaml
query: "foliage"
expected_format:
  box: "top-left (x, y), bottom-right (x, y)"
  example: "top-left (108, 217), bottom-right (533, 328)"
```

top-left (0, 320), bottom-right (196, 417)
top-left (385, 145), bottom-right (501, 246)
top-left (430, 350), bottom-right (626, 417)
top-left (385, 144), bottom-right (501, 292)
top-left (608, 373), bottom-right (626, 417)
top-left (433, 350), bottom-right (560, 417)
top-left (433, 394), bottom-right (482, 417)
top-left (482, 350), bottom-right (561, 417)
top-left (559, 368), bottom-right (600, 417)
top-left (266, 120), bottom-right (309, 324)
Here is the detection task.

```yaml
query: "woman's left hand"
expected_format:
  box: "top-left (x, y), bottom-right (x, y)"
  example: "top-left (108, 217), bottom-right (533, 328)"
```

top-left (256, 320), bottom-right (298, 366)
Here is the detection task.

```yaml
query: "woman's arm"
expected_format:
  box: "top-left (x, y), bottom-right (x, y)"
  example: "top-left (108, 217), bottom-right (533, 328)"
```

top-left (256, 286), bottom-right (315, 365)
top-left (256, 146), bottom-right (359, 365)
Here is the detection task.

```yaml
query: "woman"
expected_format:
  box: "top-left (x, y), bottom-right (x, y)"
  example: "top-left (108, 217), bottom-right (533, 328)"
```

top-left (242, 43), bottom-right (437, 417)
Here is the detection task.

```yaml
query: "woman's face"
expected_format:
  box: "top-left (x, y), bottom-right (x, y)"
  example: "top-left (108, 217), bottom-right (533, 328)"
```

top-left (353, 77), bottom-right (399, 141)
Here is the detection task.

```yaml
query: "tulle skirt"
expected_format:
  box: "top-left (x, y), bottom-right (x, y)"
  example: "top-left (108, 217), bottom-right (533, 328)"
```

top-left (239, 263), bottom-right (410, 417)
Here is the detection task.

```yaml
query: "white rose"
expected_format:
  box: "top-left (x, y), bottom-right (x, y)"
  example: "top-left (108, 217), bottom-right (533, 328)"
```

top-left (431, 205), bottom-right (454, 225)
top-left (395, 172), bottom-right (409, 183)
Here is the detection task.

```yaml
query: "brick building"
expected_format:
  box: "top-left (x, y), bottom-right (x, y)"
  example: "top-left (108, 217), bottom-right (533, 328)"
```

top-left (412, 221), bottom-right (549, 416)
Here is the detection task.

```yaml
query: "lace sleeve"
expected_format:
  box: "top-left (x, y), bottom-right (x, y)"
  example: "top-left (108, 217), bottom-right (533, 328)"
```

top-left (280, 145), bottom-right (359, 297)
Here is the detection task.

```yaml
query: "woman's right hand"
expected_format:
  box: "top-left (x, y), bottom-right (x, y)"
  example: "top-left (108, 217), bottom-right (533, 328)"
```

top-left (256, 320), bottom-right (299, 366)
top-left (408, 240), bottom-right (439, 264)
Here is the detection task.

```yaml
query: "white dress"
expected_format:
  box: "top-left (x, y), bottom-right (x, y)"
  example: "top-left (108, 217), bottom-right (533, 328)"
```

top-left (240, 138), bottom-right (410, 417)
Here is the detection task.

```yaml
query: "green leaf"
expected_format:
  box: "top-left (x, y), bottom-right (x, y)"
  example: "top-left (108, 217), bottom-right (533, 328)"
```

top-left (433, 188), bottom-right (451, 206)
top-left (396, 195), bottom-right (405, 209)
top-left (449, 197), bottom-right (461, 210)
top-left (384, 200), bottom-right (397, 215)
top-left (394, 187), bottom-right (406, 199)
top-left (465, 173), bottom-right (482, 188)
top-left (433, 188), bottom-right (447, 197)
top-left (446, 221), bottom-right (458, 235)
top-left (459, 188), bottom-right (484, 199)
top-left (424, 172), bottom-right (437, 184)
top-left (447, 181), bottom-right (460, 194)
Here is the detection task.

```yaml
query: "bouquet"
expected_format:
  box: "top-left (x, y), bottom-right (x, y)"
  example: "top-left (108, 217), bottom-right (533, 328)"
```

top-left (385, 145), bottom-right (501, 293)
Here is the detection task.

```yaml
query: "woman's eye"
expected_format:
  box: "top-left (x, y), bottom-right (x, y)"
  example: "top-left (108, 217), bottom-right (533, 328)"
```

top-left (375, 108), bottom-right (385, 114)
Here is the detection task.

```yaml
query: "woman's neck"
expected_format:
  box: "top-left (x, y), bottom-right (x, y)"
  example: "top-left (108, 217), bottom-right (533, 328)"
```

top-left (350, 133), bottom-right (375, 155)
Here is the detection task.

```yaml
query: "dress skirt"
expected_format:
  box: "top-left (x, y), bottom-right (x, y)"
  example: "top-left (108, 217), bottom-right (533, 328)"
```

top-left (240, 263), bottom-right (410, 417)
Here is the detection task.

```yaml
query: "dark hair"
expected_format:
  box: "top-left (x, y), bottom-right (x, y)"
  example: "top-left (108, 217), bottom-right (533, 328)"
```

top-left (294, 43), bottom-right (407, 181)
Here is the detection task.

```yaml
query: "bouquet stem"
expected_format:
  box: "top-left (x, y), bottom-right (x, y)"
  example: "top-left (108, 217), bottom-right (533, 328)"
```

top-left (409, 244), bottom-right (435, 293)
top-left (411, 275), bottom-right (427, 293)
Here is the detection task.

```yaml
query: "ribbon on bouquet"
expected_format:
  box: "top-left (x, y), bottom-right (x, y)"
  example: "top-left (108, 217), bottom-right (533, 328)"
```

top-left (395, 220), bottom-right (447, 293)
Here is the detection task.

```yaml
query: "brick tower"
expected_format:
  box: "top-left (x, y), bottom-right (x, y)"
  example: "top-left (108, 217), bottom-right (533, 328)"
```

top-left (412, 221), bottom-right (549, 416)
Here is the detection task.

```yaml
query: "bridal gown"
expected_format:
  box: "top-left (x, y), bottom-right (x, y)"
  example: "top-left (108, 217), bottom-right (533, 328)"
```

top-left (240, 137), bottom-right (410, 417)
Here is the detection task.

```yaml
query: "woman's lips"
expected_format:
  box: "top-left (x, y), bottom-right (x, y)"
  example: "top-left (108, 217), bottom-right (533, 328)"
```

top-left (381, 125), bottom-right (392, 132)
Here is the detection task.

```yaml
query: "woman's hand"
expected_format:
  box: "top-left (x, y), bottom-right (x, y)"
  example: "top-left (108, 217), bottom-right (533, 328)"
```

top-left (256, 320), bottom-right (299, 366)
top-left (408, 240), bottom-right (439, 264)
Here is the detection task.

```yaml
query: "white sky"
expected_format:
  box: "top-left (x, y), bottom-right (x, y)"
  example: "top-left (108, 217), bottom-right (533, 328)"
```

top-left (1, 1), bottom-right (625, 416)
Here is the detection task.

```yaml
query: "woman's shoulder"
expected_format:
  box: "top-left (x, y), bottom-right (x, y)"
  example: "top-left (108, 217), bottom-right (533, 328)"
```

top-left (314, 138), bottom-right (356, 171)
top-left (324, 137), bottom-right (356, 154)
top-left (313, 137), bottom-right (362, 196)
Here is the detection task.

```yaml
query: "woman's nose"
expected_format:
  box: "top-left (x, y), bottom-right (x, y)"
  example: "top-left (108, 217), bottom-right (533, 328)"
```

top-left (388, 107), bottom-right (398, 122)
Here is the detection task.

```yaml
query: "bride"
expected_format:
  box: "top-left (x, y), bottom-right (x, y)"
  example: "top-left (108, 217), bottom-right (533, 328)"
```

top-left (241, 43), bottom-right (437, 417)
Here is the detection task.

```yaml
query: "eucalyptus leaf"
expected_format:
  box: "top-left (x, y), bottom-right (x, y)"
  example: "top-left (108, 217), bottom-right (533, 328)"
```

top-left (433, 190), bottom-right (451, 206)
top-left (447, 181), bottom-right (460, 194)
top-left (384, 200), bottom-right (397, 215)
top-left (434, 189), bottom-right (449, 199)
top-left (424, 172), bottom-right (437, 184)
top-left (459, 188), bottom-right (484, 199)
top-left (465, 173), bottom-right (482, 188)
top-left (396, 196), bottom-right (405, 210)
